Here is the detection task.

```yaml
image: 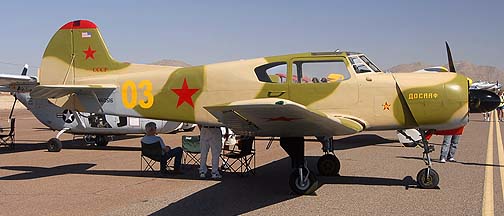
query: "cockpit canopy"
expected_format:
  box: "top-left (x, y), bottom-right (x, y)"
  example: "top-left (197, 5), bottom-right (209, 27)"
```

top-left (255, 51), bottom-right (382, 84)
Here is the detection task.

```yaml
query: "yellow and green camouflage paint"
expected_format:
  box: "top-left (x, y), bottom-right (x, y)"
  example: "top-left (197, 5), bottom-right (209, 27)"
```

top-left (37, 20), bottom-right (470, 135)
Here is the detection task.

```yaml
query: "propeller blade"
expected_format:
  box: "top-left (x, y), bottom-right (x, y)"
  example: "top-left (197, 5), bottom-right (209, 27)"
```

top-left (21, 64), bottom-right (28, 76)
top-left (445, 41), bottom-right (456, 72)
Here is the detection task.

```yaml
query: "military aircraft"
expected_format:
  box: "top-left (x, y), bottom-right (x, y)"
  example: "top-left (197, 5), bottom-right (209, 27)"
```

top-left (470, 80), bottom-right (501, 92)
top-left (0, 66), bottom-right (195, 152)
top-left (27, 20), bottom-right (499, 194)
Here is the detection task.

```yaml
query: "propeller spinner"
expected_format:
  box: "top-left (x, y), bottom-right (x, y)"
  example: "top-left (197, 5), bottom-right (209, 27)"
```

top-left (445, 41), bottom-right (502, 113)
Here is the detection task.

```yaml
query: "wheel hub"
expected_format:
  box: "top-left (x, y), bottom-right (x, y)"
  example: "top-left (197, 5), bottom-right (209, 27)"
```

top-left (296, 177), bottom-right (310, 190)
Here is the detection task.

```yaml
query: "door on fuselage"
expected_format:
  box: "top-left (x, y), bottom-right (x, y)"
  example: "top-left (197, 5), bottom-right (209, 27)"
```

top-left (254, 62), bottom-right (290, 99)
top-left (287, 57), bottom-right (358, 110)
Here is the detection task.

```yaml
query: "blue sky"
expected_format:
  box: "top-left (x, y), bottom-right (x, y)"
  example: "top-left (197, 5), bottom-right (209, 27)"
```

top-left (0, 0), bottom-right (502, 75)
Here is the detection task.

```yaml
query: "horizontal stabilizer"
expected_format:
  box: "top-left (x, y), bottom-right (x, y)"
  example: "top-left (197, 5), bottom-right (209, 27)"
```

top-left (30, 84), bottom-right (116, 98)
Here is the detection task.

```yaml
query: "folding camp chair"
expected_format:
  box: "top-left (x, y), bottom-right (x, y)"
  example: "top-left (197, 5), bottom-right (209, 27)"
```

top-left (0, 118), bottom-right (15, 149)
top-left (221, 136), bottom-right (255, 176)
top-left (182, 135), bottom-right (201, 166)
top-left (140, 141), bottom-right (173, 173)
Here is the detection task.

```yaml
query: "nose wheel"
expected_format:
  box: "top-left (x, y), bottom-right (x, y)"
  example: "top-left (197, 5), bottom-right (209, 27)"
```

top-left (417, 168), bottom-right (439, 189)
top-left (317, 154), bottom-right (340, 176)
top-left (415, 130), bottom-right (440, 189)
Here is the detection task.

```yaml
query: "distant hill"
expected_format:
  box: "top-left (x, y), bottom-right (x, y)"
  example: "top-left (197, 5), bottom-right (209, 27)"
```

top-left (150, 59), bottom-right (192, 67)
top-left (388, 61), bottom-right (504, 83)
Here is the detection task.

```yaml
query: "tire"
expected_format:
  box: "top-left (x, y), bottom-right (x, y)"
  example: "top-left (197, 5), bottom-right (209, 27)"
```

top-left (289, 169), bottom-right (319, 195)
top-left (84, 135), bottom-right (95, 144)
top-left (47, 138), bottom-right (62, 152)
top-left (416, 168), bottom-right (440, 189)
top-left (95, 135), bottom-right (109, 146)
top-left (317, 154), bottom-right (341, 176)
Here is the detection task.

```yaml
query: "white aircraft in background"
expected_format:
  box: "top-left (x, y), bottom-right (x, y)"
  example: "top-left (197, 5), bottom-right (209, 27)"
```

top-left (0, 65), bottom-right (195, 152)
top-left (470, 80), bottom-right (502, 92)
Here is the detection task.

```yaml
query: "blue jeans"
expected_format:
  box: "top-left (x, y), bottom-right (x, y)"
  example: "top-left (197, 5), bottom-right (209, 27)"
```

top-left (440, 135), bottom-right (460, 160)
top-left (161, 147), bottom-right (183, 171)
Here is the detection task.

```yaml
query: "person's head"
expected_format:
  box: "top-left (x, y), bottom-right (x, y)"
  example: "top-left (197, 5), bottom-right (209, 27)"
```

top-left (145, 122), bottom-right (157, 135)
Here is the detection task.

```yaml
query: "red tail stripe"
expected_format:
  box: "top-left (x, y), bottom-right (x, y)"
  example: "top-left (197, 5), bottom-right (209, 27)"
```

top-left (59, 20), bottom-right (97, 30)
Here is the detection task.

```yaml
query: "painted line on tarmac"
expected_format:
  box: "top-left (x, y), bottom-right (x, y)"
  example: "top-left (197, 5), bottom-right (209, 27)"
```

top-left (496, 115), bottom-right (504, 205)
top-left (482, 111), bottom-right (494, 216)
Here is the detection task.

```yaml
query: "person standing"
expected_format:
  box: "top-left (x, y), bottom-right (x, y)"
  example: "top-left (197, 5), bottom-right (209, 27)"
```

top-left (498, 91), bottom-right (504, 121)
top-left (439, 126), bottom-right (464, 163)
top-left (199, 125), bottom-right (224, 179)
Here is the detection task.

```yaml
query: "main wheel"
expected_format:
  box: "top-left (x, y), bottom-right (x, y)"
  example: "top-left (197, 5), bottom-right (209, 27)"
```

top-left (95, 135), bottom-right (109, 146)
top-left (416, 168), bottom-right (439, 189)
top-left (84, 135), bottom-right (95, 144)
top-left (47, 138), bottom-right (62, 152)
top-left (317, 154), bottom-right (340, 176)
top-left (289, 169), bottom-right (319, 195)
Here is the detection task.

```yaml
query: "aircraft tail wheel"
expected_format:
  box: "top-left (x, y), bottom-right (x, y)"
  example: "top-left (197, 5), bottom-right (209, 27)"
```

top-left (47, 138), bottom-right (62, 152)
top-left (289, 169), bottom-right (319, 195)
top-left (95, 135), bottom-right (109, 146)
top-left (317, 154), bottom-right (340, 176)
top-left (416, 168), bottom-right (439, 189)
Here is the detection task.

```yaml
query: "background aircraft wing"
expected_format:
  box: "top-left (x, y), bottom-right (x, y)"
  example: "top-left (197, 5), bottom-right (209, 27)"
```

top-left (205, 98), bottom-right (364, 137)
top-left (0, 74), bottom-right (38, 92)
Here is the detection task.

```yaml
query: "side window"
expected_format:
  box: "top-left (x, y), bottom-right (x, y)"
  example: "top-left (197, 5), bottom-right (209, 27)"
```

top-left (293, 60), bottom-right (350, 83)
top-left (255, 62), bottom-right (288, 83)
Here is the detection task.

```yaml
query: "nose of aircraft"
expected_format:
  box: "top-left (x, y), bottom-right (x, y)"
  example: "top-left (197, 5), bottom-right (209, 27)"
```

top-left (469, 89), bottom-right (500, 113)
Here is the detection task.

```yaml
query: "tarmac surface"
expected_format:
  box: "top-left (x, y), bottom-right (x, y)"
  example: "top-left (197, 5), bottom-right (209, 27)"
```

top-left (1, 109), bottom-right (503, 215)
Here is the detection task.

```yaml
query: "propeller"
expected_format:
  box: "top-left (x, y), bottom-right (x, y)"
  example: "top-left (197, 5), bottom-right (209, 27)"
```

top-left (445, 41), bottom-right (456, 72)
top-left (446, 42), bottom-right (503, 113)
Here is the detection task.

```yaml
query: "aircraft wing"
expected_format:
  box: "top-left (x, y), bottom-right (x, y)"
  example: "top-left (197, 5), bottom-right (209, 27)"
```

top-left (30, 84), bottom-right (117, 98)
top-left (205, 98), bottom-right (364, 137)
top-left (0, 74), bottom-right (38, 92)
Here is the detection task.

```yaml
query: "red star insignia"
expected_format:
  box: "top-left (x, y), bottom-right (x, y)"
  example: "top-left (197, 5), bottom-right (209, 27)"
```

top-left (382, 102), bottom-right (391, 110)
top-left (266, 117), bottom-right (301, 122)
top-left (83, 45), bottom-right (96, 60)
top-left (171, 78), bottom-right (199, 108)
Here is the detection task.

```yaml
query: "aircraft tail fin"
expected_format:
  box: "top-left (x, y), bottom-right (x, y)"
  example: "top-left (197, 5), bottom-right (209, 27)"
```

top-left (39, 20), bottom-right (130, 85)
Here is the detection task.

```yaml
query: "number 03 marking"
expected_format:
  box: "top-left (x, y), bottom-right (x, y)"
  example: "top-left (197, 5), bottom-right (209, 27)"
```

top-left (121, 80), bottom-right (154, 109)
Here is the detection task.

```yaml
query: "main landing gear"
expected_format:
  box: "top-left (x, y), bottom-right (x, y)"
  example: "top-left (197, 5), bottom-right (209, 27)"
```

top-left (47, 128), bottom-right (110, 152)
top-left (281, 137), bottom-right (319, 195)
top-left (47, 128), bottom-right (68, 152)
top-left (415, 130), bottom-right (439, 189)
top-left (316, 136), bottom-right (340, 176)
top-left (280, 136), bottom-right (342, 195)
top-left (84, 135), bottom-right (109, 146)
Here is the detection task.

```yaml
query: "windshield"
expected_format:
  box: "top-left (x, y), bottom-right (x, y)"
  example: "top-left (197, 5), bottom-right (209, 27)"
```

top-left (348, 54), bottom-right (381, 73)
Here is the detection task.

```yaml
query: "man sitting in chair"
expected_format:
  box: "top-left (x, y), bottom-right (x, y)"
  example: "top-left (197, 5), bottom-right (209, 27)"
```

top-left (141, 122), bottom-right (183, 174)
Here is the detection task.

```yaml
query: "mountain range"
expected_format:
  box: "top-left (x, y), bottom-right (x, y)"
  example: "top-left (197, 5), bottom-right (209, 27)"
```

top-left (388, 61), bottom-right (504, 83)
top-left (152, 59), bottom-right (504, 83)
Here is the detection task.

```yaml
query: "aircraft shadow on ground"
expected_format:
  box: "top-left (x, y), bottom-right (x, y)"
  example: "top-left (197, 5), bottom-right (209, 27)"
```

top-left (0, 156), bottom-right (417, 215)
top-left (397, 156), bottom-right (504, 168)
top-left (331, 134), bottom-right (399, 150)
top-left (0, 135), bottom-right (142, 155)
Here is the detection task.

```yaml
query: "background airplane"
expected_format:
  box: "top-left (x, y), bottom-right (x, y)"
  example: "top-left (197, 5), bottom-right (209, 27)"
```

top-left (0, 65), bottom-right (196, 152)
top-left (27, 20), bottom-right (500, 194)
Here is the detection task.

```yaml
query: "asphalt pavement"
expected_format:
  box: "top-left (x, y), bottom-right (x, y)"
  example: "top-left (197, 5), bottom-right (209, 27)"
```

top-left (0, 109), bottom-right (502, 215)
